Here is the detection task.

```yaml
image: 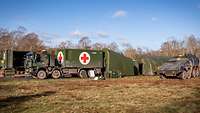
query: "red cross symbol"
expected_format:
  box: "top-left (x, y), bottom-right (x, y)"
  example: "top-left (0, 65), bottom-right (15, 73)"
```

top-left (58, 53), bottom-right (62, 62)
top-left (57, 51), bottom-right (64, 63)
top-left (81, 53), bottom-right (89, 63)
top-left (79, 52), bottom-right (90, 65)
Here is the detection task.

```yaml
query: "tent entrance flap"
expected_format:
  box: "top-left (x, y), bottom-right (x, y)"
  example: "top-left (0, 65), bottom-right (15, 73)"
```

top-left (139, 63), bottom-right (143, 75)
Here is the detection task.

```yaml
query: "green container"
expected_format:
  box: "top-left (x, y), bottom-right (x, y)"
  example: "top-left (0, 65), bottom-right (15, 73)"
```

top-left (54, 49), bottom-right (104, 69)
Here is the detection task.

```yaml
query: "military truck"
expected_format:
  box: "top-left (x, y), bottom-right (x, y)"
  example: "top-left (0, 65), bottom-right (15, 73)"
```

top-left (159, 54), bottom-right (199, 79)
top-left (25, 48), bottom-right (138, 79)
top-left (0, 50), bottom-right (30, 76)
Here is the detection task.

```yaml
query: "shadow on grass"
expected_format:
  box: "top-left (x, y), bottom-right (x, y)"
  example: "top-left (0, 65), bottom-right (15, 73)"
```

top-left (156, 87), bottom-right (200, 113)
top-left (125, 87), bottom-right (200, 113)
top-left (0, 91), bottom-right (56, 110)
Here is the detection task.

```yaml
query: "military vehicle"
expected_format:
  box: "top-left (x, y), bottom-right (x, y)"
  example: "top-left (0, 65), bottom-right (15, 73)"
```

top-left (0, 50), bottom-right (30, 76)
top-left (159, 54), bottom-right (199, 79)
top-left (25, 48), bottom-right (138, 79)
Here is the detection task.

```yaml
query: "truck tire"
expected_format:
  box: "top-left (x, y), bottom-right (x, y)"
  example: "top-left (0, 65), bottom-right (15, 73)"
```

top-left (187, 68), bottom-right (192, 79)
top-left (159, 74), bottom-right (166, 79)
top-left (79, 70), bottom-right (88, 79)
top-left (37, 70), bottom-right (47, 79)
top-left (52, 70), bottom-right (61, 79)
top-left (180, 71), bottom-right (188, 79)
top-left (192, 68), bottom-right (199, 78)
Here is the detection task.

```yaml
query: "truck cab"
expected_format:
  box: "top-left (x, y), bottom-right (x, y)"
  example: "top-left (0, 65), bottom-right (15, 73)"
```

top-left (25, 51), bottom-right (50, 79)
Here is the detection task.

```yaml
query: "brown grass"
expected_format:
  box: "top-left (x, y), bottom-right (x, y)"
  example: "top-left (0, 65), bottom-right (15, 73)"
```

top-left (0, 76), bottom-right (200, 113)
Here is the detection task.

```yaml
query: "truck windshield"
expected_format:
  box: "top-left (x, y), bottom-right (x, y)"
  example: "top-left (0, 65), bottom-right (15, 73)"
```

top-left (26, 52), bottom-right (34, 59)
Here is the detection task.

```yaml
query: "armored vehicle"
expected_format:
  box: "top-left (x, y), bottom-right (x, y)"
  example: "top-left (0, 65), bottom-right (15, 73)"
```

top-left (25, 48), bottom-right (138, 79)
top-left (159, 54), bottom-right (199, 79)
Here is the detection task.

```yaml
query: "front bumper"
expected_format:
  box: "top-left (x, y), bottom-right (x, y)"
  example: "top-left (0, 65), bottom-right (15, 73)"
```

top-left (159, 70), bottom-right (180, 76)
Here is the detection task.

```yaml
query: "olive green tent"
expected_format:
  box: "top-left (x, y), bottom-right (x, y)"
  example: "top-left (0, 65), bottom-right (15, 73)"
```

top-left (137, 56), bottom-right (171, 75)
top-left (103, 49), bottom-right (139, 78)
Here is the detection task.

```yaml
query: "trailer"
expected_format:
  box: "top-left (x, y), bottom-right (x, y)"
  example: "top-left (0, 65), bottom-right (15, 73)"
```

top-left (25, 48), bottom-right (138, 79)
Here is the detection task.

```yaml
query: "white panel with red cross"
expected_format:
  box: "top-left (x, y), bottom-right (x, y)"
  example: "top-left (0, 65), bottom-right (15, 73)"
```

top-left (79, 52), bottom-right (90, 65)
top-left (57, 51), bottom-right (64, 64)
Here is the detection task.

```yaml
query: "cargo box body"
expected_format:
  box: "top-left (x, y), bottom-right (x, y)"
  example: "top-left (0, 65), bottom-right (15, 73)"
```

top-left (53, 49), bottom-right (104, 69)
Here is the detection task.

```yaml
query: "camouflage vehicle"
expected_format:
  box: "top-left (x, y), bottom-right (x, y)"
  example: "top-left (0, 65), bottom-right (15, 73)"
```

top-left (159, 54), bottom-right (199, 79)
top-left (25, 48), bottom-right (138, 79)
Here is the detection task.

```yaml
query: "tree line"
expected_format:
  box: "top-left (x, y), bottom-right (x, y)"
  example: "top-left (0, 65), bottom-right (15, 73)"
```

top-left (1, 27), bottom-right (200, 59)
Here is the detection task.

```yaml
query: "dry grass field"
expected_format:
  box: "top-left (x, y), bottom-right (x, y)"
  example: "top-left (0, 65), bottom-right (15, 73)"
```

top-left (0, 76), bottom-right (200, 113)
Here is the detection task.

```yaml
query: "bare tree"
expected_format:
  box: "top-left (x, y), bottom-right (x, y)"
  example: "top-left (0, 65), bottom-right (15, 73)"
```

top-left (107, 42), bottom-right (119, 52)
top-left (123, 47), bottom-right (137, 59)
top-left (0, 28), bottom-right (14, 51)
top-left (0, 34), bottom-right (14, 51)
top-left (137, 47), bottom-right (144, 55)
top-left (160, 39), bottom-right (182, 56)
top-left (0, 27), bottom-right (45, 52)
top-left (11, 26), bottom-right (27, 39)
top-left (58, 40), bottom-right (73, 49)
top-left (16, 33), bottom-right (45, 51)
top-left (92, 42), bottom-right (105, 50)
top-left (78, 37), bottom-right (91, 49)
top-left (185, 35), bottom-right (200, 55)
top-left (122, 43), bottom-right (136, 59)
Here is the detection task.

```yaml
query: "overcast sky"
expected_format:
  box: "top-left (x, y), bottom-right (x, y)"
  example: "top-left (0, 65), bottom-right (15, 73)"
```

top-left (0, 0), bottom-right (200, 50)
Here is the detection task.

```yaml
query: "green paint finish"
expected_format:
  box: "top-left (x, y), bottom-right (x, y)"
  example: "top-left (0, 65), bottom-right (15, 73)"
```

top-left (54, 49), bottom-right (104, 68)
top-left (103, 49), bottom-right (137, 78)
top-left (137, 56), bottom-right (171, 75)
top-left (0, 50), bottom-right (29, 76)
top-left (25, 48), bottom-right (138, 78)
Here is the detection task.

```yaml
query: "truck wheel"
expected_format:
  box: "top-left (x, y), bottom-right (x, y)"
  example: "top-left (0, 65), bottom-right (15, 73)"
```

top-left (180, 71), bottom-right (188, 79)
top-left (192, 68), bottom-right (199, 78)
top-left (196, 69), bottom-right (200, 77)
top-left (52, 70), bottom-right (61, 79)
top-left (159, 74), bottom-right (166, 79)
top-left (187, 69), bottom-right (192, 79)
top-left (79, 70), bottom-right (88, 79)
top-left (37, 70), bottom-right (47, 79)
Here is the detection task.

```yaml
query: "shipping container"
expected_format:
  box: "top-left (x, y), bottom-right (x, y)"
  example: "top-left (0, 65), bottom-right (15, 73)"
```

top-left (54, 49), bottom-right (104, 69)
